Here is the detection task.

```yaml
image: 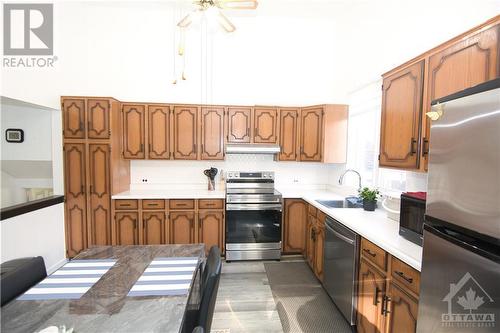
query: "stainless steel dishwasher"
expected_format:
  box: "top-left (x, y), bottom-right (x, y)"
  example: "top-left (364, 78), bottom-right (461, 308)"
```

top-left (323, 216), bottom-right (359, 326)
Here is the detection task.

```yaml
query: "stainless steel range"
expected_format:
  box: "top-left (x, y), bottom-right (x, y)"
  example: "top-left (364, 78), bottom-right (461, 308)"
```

top-left (225, 171), bottom-right (282, 261)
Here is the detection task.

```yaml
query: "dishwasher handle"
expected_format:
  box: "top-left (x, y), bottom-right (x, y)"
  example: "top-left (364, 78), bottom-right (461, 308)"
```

top-left (326, 223), bottom-right (355, 245)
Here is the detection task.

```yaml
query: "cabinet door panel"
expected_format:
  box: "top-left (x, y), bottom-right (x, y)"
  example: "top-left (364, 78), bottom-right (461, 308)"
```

top-left (88, 144), bottom-right (111, 246)
top-left (227, 107), bottom-right (252, 143)
top-left (115, 212), bottom-right (138, 245)
top-left (254, 108), bottom-right (278, 143)
top-left (148, 105), bottom-right (170, 159)
top-left (64, 143), bottom-right (87, 257)
top-left (87, 99), bottom-right (110, 139)
top-left (279, 109), bottom-right (299, 161)
top-left (170, 211), bottom-right (195, 244)
top-left (143, 212), bottom-right (166, 245)
top-left (300, 107), bottom-right (323, 161)
top-left (380, 61), bottom-right (424, 169)
top-left (357, 259), bottom-right (386, 333)
top-left (63, 99), bottom-right (85, 139)
top-left (173, 106), bottom-right (198, 160)
top-left (201, 107), bottom-right (224, 160)
top-left (313, 225), bottom-right (324, 281)
top-left (306, 216), bottom-right (315, 268)
top-left (283, 199), bottom-right (307, 253)
top-left (122, 104), bottom-right (146, 159)
top-left (198, 211), bottom-right (224, 254)
top-left (386, 282), bottom-right (418, 333)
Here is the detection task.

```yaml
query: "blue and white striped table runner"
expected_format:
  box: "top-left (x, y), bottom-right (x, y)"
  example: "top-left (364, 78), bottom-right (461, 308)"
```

top-left (127, 257), bottom-right (199, 297)
top-left (17, 259), bottom-right (116, 301)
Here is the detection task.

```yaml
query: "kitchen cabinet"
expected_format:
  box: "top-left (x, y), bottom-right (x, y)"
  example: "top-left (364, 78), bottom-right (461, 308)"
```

top-left (200, 107), bottom-right (225, 160)
top-left (282, 199), bottom-right (307, 253)
top-left (61, 97), bottom-right (130, 258)
top-left (299, 106), bottom-right (323, 161)
top-left (278, 108), bottom-right (299, 161)
top-left (380, 17), bottom-right (499, 172)
top-left (384, 282), bottom-right (418, 333)
top-left (198, 210), bottom-right (224, 254)
top-left (306, 214), bottom-right (316, 268)
top-left (173, 106), bottom-right (198, 160)
top-left (122, 104), bottom-right (146, 159)
top-left (254, 107), bottom-right (278, 143)
top-left (170, 211), bottom-right (196, 244)
top-left (142, 211), bottom-right (166, 245)
top-left (114, 212), bottom-right (139, 245)
top-left (305, 205), bottom-right (325, 281)
top-left (148, 105), bottom-right (170, 159)
top-left (63, 143), bottom-right (87, 257)
top-left (227, 107), bottom-right (252, 143)
top-left (357, 258), bottom-right (387, 333)
top-left (313, 222), bottom-right (325, 281)
top-left (379, 61), bottom-right (424, 170)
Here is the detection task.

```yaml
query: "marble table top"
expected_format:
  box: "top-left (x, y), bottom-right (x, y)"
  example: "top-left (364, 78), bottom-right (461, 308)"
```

top-left (1, 245), bottom-right (205, 333)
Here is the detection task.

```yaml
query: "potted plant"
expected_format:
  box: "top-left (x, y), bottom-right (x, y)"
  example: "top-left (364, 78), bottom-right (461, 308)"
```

top-left (358, 187), bottom-right (380, 211)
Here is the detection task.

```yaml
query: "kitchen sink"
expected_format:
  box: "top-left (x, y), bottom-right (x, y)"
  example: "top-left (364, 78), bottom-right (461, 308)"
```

top-left (316, 197), bottom-right (363, 209)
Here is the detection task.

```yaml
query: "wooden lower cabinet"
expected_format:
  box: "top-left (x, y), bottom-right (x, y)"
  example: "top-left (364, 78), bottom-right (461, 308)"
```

top-left (313, 223), bottom-right (324, 281)
top-left (170, 211), bottom-right (196, 244)
top-left (283, 199), bottom-right (307, 253)
top-left (198, 211), bottom-right (224, 254)
top-left (357, 259), bottom-right (387, 333)
top-left (114, 212), bottom-right (139, 245)
top-left (385, 282), bottom-right (418, 333)
top-left (306, 215), bottom-right (315, 268)
top-left (142, 211), bottom-right (166, 245)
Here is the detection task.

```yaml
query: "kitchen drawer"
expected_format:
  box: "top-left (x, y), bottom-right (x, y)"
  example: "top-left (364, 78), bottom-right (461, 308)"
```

top-left (360, 238), bottom-right (387, 272)
top-left (308, 204), bottom-right (317, 217)
top-left (169, 199), bottom-right (195, 210)
top-left (317, 210), bottom-right (327, 224)
top-left (114, 199), bottom-right (138, 210)
top-left (198, 199), bottom-right (223, 209)
top-left (391, 256), bottom-right (420, 295)
top-left (142, 199), bottom-right (165, 210)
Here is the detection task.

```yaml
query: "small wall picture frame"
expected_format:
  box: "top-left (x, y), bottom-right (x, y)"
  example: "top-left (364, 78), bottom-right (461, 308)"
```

top-left (5, 129), bottom-right (24, 143)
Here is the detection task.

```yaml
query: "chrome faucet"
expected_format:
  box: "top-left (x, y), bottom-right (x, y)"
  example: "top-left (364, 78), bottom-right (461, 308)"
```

top-left (338, 169), bottom-right (362, 192)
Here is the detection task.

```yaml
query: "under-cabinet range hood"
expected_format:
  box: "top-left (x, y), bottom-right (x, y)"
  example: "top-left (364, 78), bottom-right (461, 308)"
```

top-left (225, 144), bottom-right (281, 154)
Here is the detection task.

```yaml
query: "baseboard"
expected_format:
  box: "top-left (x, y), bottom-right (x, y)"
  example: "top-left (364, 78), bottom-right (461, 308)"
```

top-left (47, 257), bottom-right (68, 274)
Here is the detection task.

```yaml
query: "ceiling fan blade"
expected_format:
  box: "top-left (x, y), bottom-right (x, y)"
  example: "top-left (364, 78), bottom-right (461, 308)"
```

top-left (217, 0), bottom-right (258, 10)
top-left (217, 11), bottom-right (236, 32)
top-left (177, 12), bottom-right (194, 28)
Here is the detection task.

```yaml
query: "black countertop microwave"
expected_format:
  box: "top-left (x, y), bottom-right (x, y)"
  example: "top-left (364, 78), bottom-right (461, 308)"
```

top-left (399, 192), bottom-right (426, 246)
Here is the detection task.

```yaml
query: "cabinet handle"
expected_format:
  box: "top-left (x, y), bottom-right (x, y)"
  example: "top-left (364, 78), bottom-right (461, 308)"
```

top-left (148, 143), bottom-right (152, 152)
top-left (201, 143), bottom-right (204, 153)
top-left (422, 138), bottom-right (429, 156)
top-left (89, 184), bottom-right (93, 194)
top-left (394, 270), bottom-right (413, 283)
top-left (134, 219), bottom-right (137, 229)
top-left (81, 185), bottom-right (84, 194)
top-left (120, 203), bottom-right (131, 207)
top-left (409, 138), bottom-right (417, 155)
top-left (79, 121), bottom-right (84, 130)
top-left (140, 143), bottom-right (144, 152)
top-left (373, 286), bottom-right (380, 306)
top-left (255, 127), bottom-right (258, 136)
top-left (363, 248), bottom-right (376, 257)
top-left (382, 295), bottom-right (392, 316)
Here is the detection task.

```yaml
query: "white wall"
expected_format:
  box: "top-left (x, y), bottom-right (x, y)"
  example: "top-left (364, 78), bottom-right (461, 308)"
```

top-left (0, 203), bottom-right (67, 274)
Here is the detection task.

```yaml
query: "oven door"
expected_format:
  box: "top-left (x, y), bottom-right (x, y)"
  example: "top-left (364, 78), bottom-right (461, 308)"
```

top-left (225, 204), bottom-right (282, 245)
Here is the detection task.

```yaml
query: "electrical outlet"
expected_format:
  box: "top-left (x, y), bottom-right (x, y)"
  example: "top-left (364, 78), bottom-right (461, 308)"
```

top-left (141, 178), bottom-right (148, 183)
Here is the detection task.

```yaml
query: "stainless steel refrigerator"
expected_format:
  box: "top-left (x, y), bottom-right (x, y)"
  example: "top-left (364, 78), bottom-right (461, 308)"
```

top-left (417, 78), bottom-right (500, 333)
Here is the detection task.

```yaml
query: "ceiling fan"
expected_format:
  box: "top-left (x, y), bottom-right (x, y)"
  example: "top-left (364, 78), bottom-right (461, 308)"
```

top-left (177, 0), bottom-right (259, 33)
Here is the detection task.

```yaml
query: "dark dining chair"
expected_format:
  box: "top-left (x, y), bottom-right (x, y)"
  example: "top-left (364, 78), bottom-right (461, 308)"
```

top-left (1, 256), bottom-right (47, 306)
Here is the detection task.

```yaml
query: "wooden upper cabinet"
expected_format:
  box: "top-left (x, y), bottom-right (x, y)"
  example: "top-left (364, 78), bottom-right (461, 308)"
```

top-left (254, 108), bottom-right (278, 143)
top-left (385, 282), bottom-right (418, 333)
top-left (283, 199), bottom-right (307, 253)
top-left (357, 259), bottom-right (387, 333)
top-left (88, 144), bottom-right (111, 246)
top-left (200, 107), bottom-right (224, 160)
top-left (299, 107), bottom-right (323, 161)
top-left (173, 106), bottom-right (198, 160)
top-left (122, 104), bottom-right (146, 159)
top-left (87, 99), bottom-right (110, 139)
top-left (115, 212), bottom-right (139, 245)
top-left (380, 60), bottom-right (424, 169)
top-left (63, 99), bottom-right (86, 139)
top-left (279, 109), bottom-right (299, 161)
top-left (63, 143), bottom-right (87, 257)
top-left (148, 105), bottom-right (170, 159)
top-left (143, 212), bottom-right (166, 245)
top-left (227, 107), bottom-right (252, 143)
top-left (170, 211), bottom-right (195, 244)
top-left (198, 211), bottom-right (224, 254)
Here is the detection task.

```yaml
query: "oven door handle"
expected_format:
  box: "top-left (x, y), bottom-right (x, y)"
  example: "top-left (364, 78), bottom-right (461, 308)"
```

top-left (226, 204), bottom-right (283, 211)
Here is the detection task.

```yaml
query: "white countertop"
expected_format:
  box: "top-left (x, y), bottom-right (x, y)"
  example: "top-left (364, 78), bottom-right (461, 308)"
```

top-left (112, 189), bottom-right (225, 199)
top-left (112, 187), bottom-right (422, 271)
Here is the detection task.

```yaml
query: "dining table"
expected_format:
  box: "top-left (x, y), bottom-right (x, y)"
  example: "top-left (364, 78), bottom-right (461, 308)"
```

top-left (1, 244), bottom-right (205, 333)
